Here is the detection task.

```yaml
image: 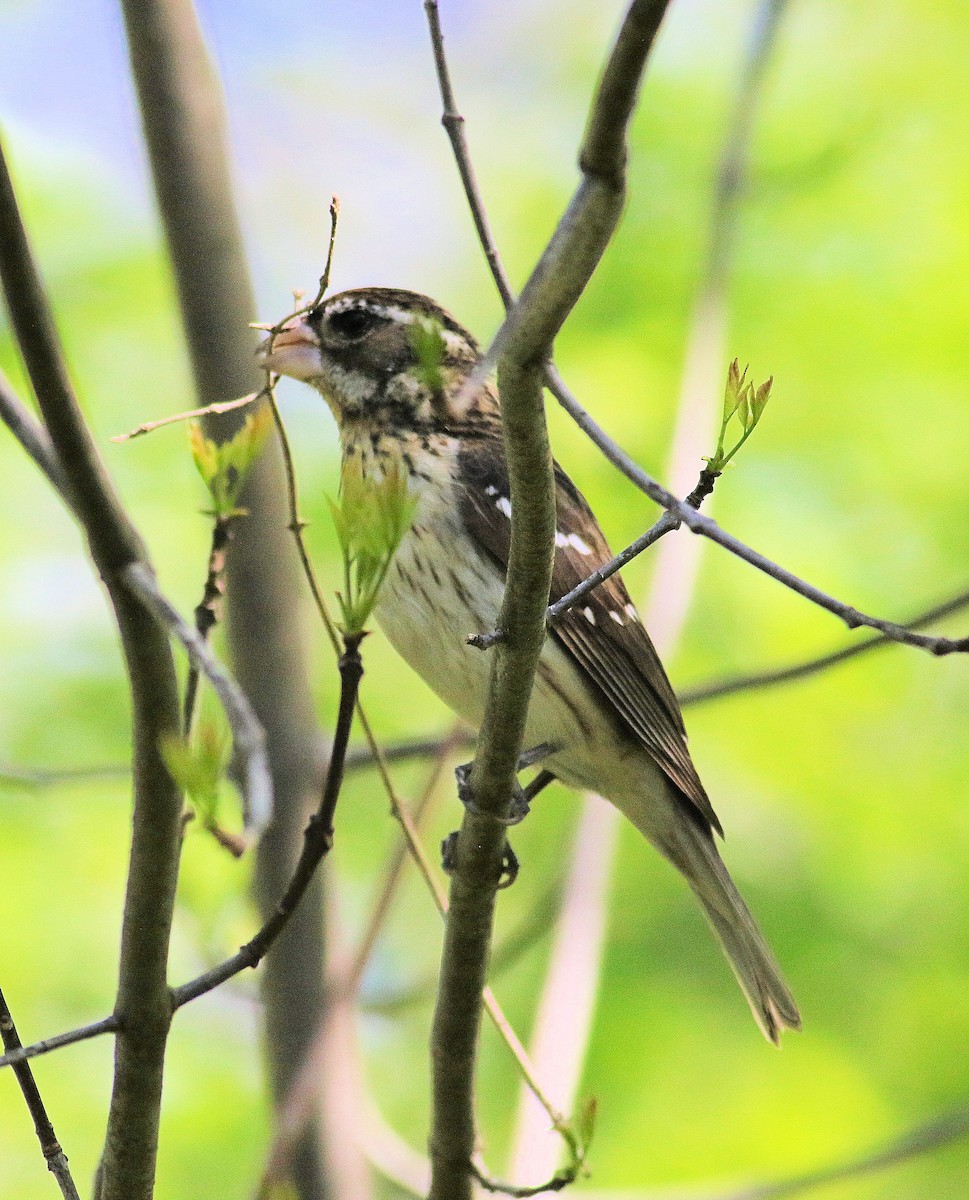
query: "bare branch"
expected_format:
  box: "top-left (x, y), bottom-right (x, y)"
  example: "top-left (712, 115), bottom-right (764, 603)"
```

top-left (423, 0), bottom-right (515, 308)
top-left (547, 467), bottom-right (719, 624)
top-left (111, 392), bottom-right (259, 442)
top-left (0, 986), bottom-right (81, 1199)
top-left (0, 764), bottom-right (131, 791)
top-left (344, 730), bottom-right (474, 772)
top-left (170, 633), bottom-right (363, 1010)
top-left (0, 1016), bottom-right (119, 1072)
top-left (681, 585), bottom-right (969, 706)
top-left (0, 367), bottom-right (69, 498)
top-left (119, 561), bottom-right (272, 835)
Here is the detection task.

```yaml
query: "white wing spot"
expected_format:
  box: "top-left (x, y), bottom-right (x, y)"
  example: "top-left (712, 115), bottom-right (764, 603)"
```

top-left (496, 496), bottom-right (512, 518)
top-left (568, 533), bottom-right (593, 556)
top-left (609, 610), bottom-right (624, 625)
top-left (485, 485), bottom-right (498, 496)
top-left (554, 530), bottom-right (570, 548)
top-left (624, 602), bottom-right (638, 620)
top-left (583, 606), bottom-right (596, 625)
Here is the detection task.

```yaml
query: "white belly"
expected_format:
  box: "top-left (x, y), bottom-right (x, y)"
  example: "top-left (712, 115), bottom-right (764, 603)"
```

top-left (375, 516), bottom-right (630, 796)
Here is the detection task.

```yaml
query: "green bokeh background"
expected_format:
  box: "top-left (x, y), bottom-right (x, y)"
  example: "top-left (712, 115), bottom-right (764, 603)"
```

top-left (2, 1), bottom-right (968, 1196)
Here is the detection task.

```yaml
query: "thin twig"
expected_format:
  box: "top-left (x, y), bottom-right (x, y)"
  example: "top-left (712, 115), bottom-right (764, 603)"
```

top-left (0, 1016), bottom-right (120, 1072)
top-left (0, 731), bottom-right (475, 794)
top-left (0, 367), bottom-right (70, 498)
top-left (170, 633), bottom-right (364, 1010)
top-left (547, 468), bottom-right (718, 624)
top-left (0, 764), bottom-right (131, 790)
top-left (549, 368), bottom-right (969, 655)
top-left (111, 393), bottom-right (260, 442)
top-left (183, 513), bottom-right (236, 735)
top-left (0, 987), bottom-right (81, 1199)
top-left (470, 1161), bottom-right (570, 1197)
top-left (424, 0), bottom-right (515, 308)
top-left (119, 561), bottom-right (272, 836)
top-left (344, 729), bottom-right (474, 772)
top-left (680, 585), bottom-right (969, 706)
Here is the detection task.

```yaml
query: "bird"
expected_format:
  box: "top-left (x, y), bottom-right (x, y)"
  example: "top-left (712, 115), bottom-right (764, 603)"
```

top-left (259, 285), bottom-right (801, 1042)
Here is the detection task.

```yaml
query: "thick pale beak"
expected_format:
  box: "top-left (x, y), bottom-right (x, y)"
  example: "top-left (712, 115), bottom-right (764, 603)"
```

top-left (257, 317), bottom-right (322, 382)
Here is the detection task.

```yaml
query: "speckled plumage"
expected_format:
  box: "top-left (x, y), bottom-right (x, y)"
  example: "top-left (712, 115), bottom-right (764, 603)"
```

top-left (259, 286), bottom-right (800, 1041)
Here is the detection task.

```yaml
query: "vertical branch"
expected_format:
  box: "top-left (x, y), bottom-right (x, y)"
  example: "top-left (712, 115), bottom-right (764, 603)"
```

top-left (427, 5), bottom-right (671, 1198)
top-left (0, 987), bottom-right (80, 1200)
top-left (0, 139), bottom-right (184, 1200)
top-left (117, 3), bottom-right (329, 1196)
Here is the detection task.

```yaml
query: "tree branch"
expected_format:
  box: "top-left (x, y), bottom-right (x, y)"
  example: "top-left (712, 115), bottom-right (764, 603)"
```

top-left (425, 0), bottom-right (962, 669)
top-left (680, 585), bottom-right (969, 707)
top-left (0, 133), bottom-right (184, 1200)
top-left (169, 634), bottom-right (363, 1010)
top-left (427, 6), bottom-right (671, 1198)
top-left (0, 1016), bottom-right (119, 1073)
top-left (0, 366), bottom-right (69, 498)
top-left (0, 986), bottom-right (80, 1199)
top-left (424, 0), bottom-right (515, 308)
top-left (118, 3), bottom-right (328, 1193)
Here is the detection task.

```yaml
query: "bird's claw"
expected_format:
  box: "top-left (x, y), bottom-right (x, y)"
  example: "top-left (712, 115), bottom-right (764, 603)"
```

top-left (440, 830), bottom-right (519, 888)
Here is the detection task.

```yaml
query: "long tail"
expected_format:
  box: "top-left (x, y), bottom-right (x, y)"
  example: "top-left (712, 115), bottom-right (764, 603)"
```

top-left (616, 785), bottom-right (801, 1043)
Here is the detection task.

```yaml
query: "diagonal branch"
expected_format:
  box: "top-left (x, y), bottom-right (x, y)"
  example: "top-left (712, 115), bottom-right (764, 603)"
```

top-left (0, 1017), bottom-right (120, 1073)
top-left (0, 986), bottom-right (80, 1200)
top-left (424, 0), bottom-right (965, 666)
top-left (169, 633), bottom-right (363, 1011)
top-left (427, 6), bottom-right (672, 1199)
top-left (0, 367), bottom-right (69, 498)
top-left (680, 585), bottom-right (969, 706)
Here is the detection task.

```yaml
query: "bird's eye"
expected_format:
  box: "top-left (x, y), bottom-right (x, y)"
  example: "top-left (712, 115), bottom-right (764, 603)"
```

top-left (327, 306), bottom-right (379, 341)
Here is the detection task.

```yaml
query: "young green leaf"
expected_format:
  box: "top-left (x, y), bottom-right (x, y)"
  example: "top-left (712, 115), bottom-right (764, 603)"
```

top-left (329, 455), bottom-right (417, 634)
top-left (188, 406), bottom-right (273, 518)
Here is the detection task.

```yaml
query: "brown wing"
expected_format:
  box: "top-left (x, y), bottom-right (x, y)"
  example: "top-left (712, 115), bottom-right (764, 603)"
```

top-left (457, 436), bottom-right (721, 836)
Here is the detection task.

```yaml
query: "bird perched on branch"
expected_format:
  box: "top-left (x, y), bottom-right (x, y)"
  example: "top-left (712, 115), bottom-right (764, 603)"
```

top-left (259, 286), bottom-right (800, 1042)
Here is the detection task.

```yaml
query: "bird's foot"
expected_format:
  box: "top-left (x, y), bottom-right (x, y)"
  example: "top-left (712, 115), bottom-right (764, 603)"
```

top-left (453, 743), bottom-right (558, 827)
top-left (440, 831), bottom-right (519, 888)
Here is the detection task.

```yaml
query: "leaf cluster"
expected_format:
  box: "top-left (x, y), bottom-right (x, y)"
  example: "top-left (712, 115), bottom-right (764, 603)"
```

top-left (188, 406), bottom-right (273, 518)
top-left (328, 455), bottom-right (418, 635)
top-left (160, 719), bottom-right (228, 827)
top-left (706, 358), bottom-right (772, 474)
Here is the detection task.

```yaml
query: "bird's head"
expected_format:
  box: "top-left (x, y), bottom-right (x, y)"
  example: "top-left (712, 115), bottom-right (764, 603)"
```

top-left (258, 287), bottom-right (496, 435)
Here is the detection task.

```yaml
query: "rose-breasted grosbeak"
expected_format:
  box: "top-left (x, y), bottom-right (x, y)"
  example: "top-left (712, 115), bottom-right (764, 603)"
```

top-left (259, 286), bottom-right (800, 1042)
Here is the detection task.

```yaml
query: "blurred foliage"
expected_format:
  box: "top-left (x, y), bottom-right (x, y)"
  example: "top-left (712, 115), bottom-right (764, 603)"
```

top-left (2, 1), bottom-right (969, 1197)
